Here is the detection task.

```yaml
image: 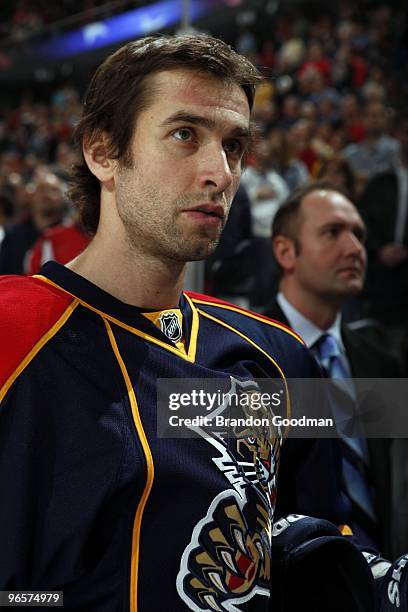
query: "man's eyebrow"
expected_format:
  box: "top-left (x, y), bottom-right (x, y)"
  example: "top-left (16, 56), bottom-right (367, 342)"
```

top-left (159, 111), bottom-right (250, 138)
top-left (320, 220), bottom-right (367, 234)
top-left (321, 220), bottom-right (345, 227)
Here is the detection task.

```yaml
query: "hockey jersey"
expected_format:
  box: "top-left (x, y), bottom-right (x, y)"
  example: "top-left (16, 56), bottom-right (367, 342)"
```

top-left (0, 262), bottom-right (343, 611)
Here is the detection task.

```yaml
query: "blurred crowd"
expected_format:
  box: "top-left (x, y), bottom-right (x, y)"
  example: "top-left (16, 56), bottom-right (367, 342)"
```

top-left (0, 0), bottom-right (407, 354)
top-left (206, 2), bottom-right (408, 330)
top-left (0, 0), bottom-right (140, 42)
top-left (0, 84), bottom-right (85, 275)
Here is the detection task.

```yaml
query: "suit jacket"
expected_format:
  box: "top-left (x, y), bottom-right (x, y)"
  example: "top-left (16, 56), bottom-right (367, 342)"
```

top-left (359, 171), bottom-right (408, 322)
top-left (0, 217), bottom-right (40, 275)
top-left (265, 299), bottom-right (401, 557)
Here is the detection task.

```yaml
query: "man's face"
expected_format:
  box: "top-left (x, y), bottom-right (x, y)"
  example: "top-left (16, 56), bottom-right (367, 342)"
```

top-left (292, 190), bottom-right (367, 302)
top-left (113, 69), bottom-right (250, 262)
top-left (365, 103), bottom-right (386, 136)
top-left (32, 175), bottom-right (65, 222)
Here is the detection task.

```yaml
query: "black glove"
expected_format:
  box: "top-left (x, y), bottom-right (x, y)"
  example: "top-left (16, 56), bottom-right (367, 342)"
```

top-left (271, 514), bottom-right (377, 611)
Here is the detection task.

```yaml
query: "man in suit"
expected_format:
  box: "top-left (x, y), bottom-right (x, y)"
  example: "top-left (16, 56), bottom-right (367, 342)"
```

top-left (359, 114), bottom-right (408, 330)
top-left (265, 180), bottom-right (401, 558)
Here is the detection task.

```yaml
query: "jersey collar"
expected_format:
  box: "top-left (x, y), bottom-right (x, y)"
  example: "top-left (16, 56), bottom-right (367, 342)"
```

top-left (35, 261), bottom-right (198, 361)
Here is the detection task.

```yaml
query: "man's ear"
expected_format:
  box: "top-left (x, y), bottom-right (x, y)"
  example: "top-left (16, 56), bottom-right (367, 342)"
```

top-left (272, 235), bottom-right (297, 273)
top-left (82, 133), bottom-right (115, 185)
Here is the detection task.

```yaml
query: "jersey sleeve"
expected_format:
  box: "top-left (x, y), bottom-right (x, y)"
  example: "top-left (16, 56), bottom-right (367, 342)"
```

top-left (0, 275), bottom-right (75, 396)
top-left (0, 275), bottom-right (77, 587)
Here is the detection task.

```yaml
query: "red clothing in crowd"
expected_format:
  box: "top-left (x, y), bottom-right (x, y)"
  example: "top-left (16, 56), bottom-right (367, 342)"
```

top-left (25, 222), bottom-right (90, 275)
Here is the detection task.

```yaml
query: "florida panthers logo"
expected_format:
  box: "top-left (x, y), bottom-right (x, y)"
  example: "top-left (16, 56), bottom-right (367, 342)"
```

top-left (178, 493), bottom-right (271, 612)
top-left (159, 312), bottom-right (182, 342)
top-left (177, 377), bottom-right (282, 611)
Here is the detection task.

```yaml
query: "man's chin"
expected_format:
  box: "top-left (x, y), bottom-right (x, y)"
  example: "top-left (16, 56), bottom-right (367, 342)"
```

top-left (334, 281), bottom-right (364, 297)
top-left (170, 240), bottom-right (220, 263)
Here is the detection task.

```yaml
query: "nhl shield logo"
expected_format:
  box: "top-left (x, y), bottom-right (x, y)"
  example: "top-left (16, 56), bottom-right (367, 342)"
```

top-left (159, 312), bottom-right (182, 343)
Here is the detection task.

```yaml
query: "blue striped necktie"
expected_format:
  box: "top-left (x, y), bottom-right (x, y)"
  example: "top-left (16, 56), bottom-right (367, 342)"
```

top-left (312, 333), bottom-right (378, 547)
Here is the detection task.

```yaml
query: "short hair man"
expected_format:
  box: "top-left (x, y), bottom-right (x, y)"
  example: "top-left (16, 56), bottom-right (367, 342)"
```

top-left (267, 180), bottom-right (401, 556)
top-left (0, 38), bottom-right (380, 611)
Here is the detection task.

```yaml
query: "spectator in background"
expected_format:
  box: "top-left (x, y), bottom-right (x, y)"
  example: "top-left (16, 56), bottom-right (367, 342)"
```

top-left (250, 80), bottom-right (277, 134)
top-left (288, 118), bottom-right (319, 175)
top-left (331, 43), bottom-right (355, 91)
top-left (278, 94), bottom-right (301, 129)
top-left (361, 66), bottom-right (387, 104)
top-left (251, 99), bottom-right (277, 136)
top-left (299, 100), bottom-right (318, 123)
top-left (268, 128), bottom-right (310, 192)
top-left (0, 173), bottom-right (65, 274)
top-left (317, 154), bottom-right (356, 201)
top-left (266, 181), bottom-right (401, 556)
top-left (0, 195), bottom-right (13, 246)
top-left (297, 39), bottom-right (331, 85)
top-left (339, 94), bottom-right (365, 144)
top-left (234, 138), bottom-right (288, 307)
top-left (25, 210), bottom-right (90, 275)
top-left (276, 36), bottom-right (305, 77)
top-left (205, 185), bottom-right (253, 305)
top-left (297, 65), bottom-right (326, 103)
top-left (359, 114), bottom-right (408, 336)
top-left (241, 138), bottom-right (288, 239)
top-left (49, 142), bottom-right (78, 182)
top-left (343, 101), bottom-right (400, 185)
top-left (316, 90), bottom-right (340, 128)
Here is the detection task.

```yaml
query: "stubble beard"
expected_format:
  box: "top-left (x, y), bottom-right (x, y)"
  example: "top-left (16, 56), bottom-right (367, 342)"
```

top-left (318, 276), bottom-right (364, 306)
top-left (116, 177), bottom-right (225, 264)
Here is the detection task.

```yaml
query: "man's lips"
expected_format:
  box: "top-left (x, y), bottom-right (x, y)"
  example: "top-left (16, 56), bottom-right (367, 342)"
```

top-left (182, 203), bottom-right (225, 225)
top-left (185, 203), bottom-right (225, 219)
top-left (337, 265), bottom-right (363, 275)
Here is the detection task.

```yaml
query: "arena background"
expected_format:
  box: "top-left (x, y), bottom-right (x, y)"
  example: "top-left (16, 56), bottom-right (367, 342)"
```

top-left (0, 0), bottom-right (407, 321)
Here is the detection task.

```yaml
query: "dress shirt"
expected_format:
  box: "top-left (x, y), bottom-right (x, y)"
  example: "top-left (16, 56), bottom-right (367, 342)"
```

top-left (277, 292), bottom-right (346, 353)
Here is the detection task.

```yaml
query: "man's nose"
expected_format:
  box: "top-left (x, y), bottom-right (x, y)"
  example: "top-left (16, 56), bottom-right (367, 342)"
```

top-left (343, 231), bottom-right (366, 259)
top-left (197, 144), bottom-right (234, 194)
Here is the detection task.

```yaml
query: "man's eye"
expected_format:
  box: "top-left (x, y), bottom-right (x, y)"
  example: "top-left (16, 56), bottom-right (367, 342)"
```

top-left (224, 140), bottom-right (242, 156)
top-left (173, 128), bottom-right (193, 141)
top-left (325, 227), bottom-right (339, 238)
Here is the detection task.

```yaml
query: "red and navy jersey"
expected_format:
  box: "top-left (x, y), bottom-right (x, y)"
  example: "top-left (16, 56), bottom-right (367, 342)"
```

top-left (0, 262), bottom-right (342, 611)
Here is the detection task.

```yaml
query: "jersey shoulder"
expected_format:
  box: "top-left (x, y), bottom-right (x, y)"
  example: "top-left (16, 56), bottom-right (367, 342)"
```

top-left (0, 275), bottom-right (76, 392)
top-left (186, 291), bottom-right (304, 345)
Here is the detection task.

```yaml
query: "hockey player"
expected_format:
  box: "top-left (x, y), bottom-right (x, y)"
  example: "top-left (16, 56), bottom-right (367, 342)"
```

top-left (0, 34), bottom-right (405, 611)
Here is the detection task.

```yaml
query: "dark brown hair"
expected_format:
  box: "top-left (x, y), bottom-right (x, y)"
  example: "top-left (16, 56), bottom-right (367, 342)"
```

top-left (70, 34), bottom-right (261, 235)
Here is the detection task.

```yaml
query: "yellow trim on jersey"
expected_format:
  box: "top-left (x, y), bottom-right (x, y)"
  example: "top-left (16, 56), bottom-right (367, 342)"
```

top-left (34, 275), bottom-right (197, 362)
top-left (198, 309), bottom-right (291, 420)
top-left (103, 320), bottom-right (154, 612)
top-left (190, 297), bottom-right (304, 345)
top-left (339, 524), bottom-right (354, 536)
top-left (184, 292), bottom-right (199, 362)
top-left (0, 300), bottom-right (78, 403)
top-left (142, 309), bottom-right (186, 356)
